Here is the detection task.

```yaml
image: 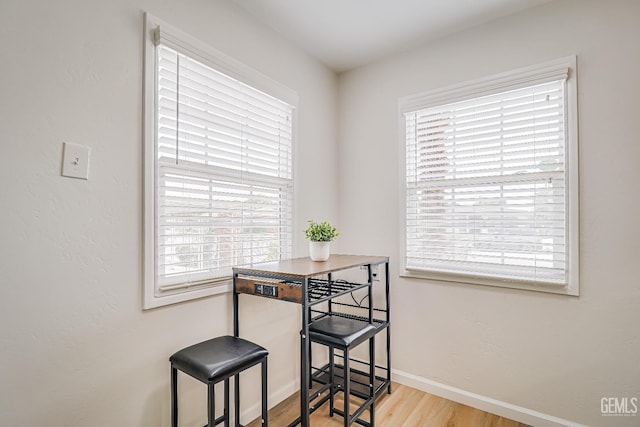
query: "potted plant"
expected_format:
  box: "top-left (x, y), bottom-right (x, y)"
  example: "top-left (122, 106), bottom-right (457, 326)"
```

top-left (304, 220), bottom-right (339, 261)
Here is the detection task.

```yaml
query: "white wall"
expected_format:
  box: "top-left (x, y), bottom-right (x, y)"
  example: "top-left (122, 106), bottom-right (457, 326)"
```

top-left (336, 0), bottom-right (640, 425)
top-left (0, 0), bottom-right (337, 426)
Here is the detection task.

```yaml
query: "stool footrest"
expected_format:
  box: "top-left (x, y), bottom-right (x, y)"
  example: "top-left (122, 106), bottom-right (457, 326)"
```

top-left (332, 408), bottom-right (372, 427)
top-left (286, 391), bottom-right (331, 427)
top-left (312, 363), bottom-right (388, 400)
top-left (309, 382), bottom-right (332, 403)
top-left (207, 412), bottom-right (227, 426)
top-left (309, 393), bottom-right (331, 414)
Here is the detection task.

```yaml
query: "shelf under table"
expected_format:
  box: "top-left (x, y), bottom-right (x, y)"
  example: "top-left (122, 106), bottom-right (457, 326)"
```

top-left (311, 363), bottom-right (390, 400)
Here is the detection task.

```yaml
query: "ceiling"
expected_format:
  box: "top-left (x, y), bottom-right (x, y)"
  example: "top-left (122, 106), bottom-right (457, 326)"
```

top-left (234, 0), bottom-right (553, 72)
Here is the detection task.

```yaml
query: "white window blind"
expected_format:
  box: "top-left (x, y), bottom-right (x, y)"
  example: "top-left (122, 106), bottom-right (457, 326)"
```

top-left (153, 42), bottom-right (294, 291)
top-left (404, 79), bottom-right (569, 286)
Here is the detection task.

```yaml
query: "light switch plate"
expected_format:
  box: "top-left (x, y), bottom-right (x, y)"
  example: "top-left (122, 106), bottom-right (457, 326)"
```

top-left (62, 142), bottom-right (90, 180)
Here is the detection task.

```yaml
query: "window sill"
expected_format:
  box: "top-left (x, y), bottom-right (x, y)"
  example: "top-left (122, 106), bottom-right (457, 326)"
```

top-left (143, 279), bottom-right (232, 310)
top-left (400, 268), bottom-right (579, 296)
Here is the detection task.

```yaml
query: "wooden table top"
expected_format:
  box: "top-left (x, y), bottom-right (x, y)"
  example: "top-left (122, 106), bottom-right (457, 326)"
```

top-left (233, 254), bottom-right (388, 278)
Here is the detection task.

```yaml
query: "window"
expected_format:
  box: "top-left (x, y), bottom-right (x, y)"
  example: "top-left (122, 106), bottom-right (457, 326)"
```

top-left (400, 57), bottom-right (579, 295)
top-left (143, 14), bottom-right (297, 308)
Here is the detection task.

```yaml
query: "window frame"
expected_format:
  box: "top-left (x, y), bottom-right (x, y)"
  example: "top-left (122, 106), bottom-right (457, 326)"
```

top-left (398, 56), bottom-right (579, 296)
top-left (142, 13), bottom-right (298, 309)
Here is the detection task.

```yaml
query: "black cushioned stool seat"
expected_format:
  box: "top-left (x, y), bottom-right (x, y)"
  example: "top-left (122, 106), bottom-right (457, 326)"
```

top-left (170, 335), bottom-right (268, 427)
top-left (309, 316), bottom-right (376, 427)
top-left (309, 317), bottom-right (376, 348)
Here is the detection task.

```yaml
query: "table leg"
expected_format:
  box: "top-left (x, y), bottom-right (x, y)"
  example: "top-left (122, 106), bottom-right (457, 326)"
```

top-left (300, 277), bottom-right (310, 427)
top-left (233, 273), bottom-right (239, 337)
top-left (385, 261), bottom-right (392, 394)
top-left (232, 274), bottom-right (241, 424)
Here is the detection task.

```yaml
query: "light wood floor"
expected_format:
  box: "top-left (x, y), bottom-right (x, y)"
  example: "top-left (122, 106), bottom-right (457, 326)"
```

top-left (246, 382), bottom-right (528, 427)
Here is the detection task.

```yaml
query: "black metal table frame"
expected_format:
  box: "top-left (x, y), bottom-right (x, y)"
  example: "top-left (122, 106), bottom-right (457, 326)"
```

top-left (232, 257), bottom-right (391, 427)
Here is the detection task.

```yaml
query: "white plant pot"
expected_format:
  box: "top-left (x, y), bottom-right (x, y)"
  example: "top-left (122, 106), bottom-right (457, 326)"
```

top-left (309, 241), bottom-right (331, 261)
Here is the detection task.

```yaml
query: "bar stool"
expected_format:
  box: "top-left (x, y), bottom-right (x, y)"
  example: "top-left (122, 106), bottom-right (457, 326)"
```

top-left (309, 316), bottom-right (376, 427)
top-left (170, 335), bottom-right (268, 427)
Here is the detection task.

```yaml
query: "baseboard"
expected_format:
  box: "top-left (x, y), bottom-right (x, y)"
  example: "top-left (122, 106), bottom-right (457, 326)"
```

top-left (392, 369), bottom-right (586, 427)
top-left (241, 378), bottom-right (298, 424)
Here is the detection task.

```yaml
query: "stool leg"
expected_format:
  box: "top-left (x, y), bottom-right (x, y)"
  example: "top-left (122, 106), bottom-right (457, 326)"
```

top-left (329, 346), bottom-right (335, 417)
top-left (208, 382), bottom-right (216, 427)
top-left (224, 379), bottom-right (230, 427)
top-left (171, 366), bottom-right (178, 427)
top-left (262, 357), bottom-right (268, 426)
top-left (343, 348), bottom-right (350, 427)
top-left (234, 373), bottom-right (240, 427)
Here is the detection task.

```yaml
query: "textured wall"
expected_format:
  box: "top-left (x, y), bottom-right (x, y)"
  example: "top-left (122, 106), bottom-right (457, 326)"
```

top-left (0, 0), bottom-right (338, 425)
top-left (336, 0), bottom-right (640, 425)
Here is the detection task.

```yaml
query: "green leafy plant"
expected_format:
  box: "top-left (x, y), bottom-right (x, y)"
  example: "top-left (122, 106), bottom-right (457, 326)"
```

top-left (304, 220), bottom-right (339, 242)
